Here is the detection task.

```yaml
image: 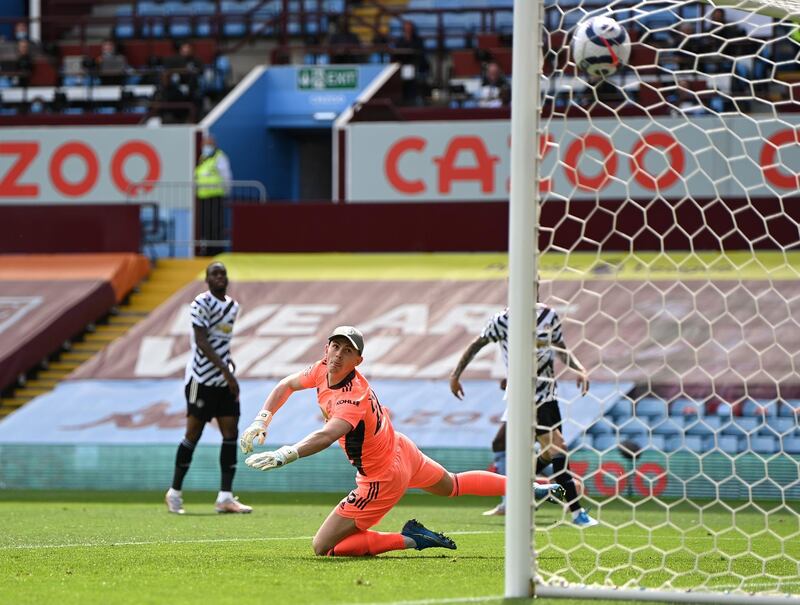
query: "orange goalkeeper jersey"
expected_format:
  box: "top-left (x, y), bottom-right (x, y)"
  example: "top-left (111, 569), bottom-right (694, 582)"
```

top-left (300, 360), bottom-right (396, 478)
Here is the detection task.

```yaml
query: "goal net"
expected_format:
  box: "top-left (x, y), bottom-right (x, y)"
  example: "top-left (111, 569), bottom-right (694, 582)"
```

top-left (519, 0), bottom-right (800, 601)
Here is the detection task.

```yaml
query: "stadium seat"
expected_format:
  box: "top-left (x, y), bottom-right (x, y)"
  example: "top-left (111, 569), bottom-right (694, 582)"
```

top-left (781, 435), bottom-right (800, 455)
top-left (592, 434), bottom-right (617, 451)
top-left (588, 417), bottom-right (615, 435)
top-left (670, 398), bottom-right (702, 417)
top-left (666, 434), bottom-right (704, 452)
top-left (635, 398), bottom-right (668, 421)
top-left (742, 399), bottom-right (779, 417)
top-left (712, 402), bottom-right (735, 419)
top-left (779, 400), bottom-right (800, 417)
top-left (619, 418), bottom-right (649, 437)
top-left (608, 398), bottom-right (633, 421)
top-left (721, 416), bottom-right (760, 437)
top-left (652, 417), bottom-right (685, 436)
top-left (139, 0), bottom-right (166, 37)
top-left (748, 435), bottom-right (778, 455)
top-left (115, 5), bottom-right (135, 39)
top-left (647, 433), bottom-right (667, 451)
top-left (713, 434), bottom-right (742, 455)
top-left (760, 416), bottom-right (797, 437)
top-left (686, 416), bottom-right (721, 437)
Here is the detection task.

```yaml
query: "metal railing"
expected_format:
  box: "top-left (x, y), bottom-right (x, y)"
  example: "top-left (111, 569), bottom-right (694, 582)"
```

top-left (127, 179), bottom-right (267, 259)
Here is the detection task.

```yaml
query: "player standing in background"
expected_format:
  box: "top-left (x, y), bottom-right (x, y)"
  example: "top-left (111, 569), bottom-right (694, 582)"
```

top-left (165, 261), bottom-right (252, 514)
top-left (239, 326), bottom-right (564, 556)
top-left (450, 298), bottom-right (598, 527)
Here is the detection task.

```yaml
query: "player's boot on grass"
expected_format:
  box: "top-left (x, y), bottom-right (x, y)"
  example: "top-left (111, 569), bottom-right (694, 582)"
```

top-left (165, 488), bottom-right (185, 515)
top-left (401, 519), bottom-right (457, 551)
top-left (215, 496), bottom-right (253, 514)
top-left (572, 508), bottom-right (599, 527)
top-left (535, 483), bottom-right (566, 505)
top-left (482, 502), bottom-right (506, 516)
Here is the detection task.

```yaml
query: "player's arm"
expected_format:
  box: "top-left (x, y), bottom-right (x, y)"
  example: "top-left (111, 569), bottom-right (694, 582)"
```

top-left (193, 324), bottom-right (239, 398)
top-left (245, 418), bottom-right (352, 471)
top-left (239, 371), bottom-right (307, 453)
top-left (552, 337), bottom-right (590, 396)
top-left (449, 334), bottom-right (491, 399)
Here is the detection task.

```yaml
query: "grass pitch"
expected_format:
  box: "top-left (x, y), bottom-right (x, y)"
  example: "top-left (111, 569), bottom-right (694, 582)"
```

top-left (1, 490), bottom-right (798, 605)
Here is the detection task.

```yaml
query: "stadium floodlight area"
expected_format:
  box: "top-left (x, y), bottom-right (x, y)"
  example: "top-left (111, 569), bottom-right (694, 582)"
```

top-left (508, 0), bottom-right (800, 602)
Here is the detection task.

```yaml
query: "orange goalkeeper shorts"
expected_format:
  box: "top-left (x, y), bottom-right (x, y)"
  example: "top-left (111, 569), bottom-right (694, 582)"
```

top-left (335, 432), bottom-right (446, 530)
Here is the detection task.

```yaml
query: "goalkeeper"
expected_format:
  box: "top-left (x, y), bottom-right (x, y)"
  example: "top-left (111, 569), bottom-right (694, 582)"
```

top-left (240, 325), bottom-right (564, 556)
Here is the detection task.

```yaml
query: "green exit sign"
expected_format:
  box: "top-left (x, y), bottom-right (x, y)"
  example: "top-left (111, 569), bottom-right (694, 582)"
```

top-left (297, 67), bottom-right (359, 90)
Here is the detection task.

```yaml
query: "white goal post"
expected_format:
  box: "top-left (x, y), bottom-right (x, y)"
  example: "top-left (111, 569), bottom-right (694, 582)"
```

top-left (507, 0), bottom-right (800, 601)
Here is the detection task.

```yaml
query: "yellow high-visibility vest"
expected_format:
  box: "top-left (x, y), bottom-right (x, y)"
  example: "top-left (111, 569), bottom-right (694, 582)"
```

top-left (195, 151), bottom-right (226, 199)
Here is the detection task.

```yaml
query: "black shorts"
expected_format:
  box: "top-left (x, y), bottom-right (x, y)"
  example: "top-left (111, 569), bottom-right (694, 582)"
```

top-left (185, 379), bottom-right (240, 423)
top-left (535, 400), bottom-right (563, 435)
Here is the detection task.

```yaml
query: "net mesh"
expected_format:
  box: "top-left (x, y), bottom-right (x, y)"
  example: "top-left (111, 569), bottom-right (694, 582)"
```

top-left (532, 0), bottom-right (800, 598)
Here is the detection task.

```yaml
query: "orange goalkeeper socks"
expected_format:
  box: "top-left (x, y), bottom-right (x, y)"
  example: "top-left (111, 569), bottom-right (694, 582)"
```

top-left (450, 470), bottom-right (506, 497)
top-left (328, 530), bottom-right (406, 556)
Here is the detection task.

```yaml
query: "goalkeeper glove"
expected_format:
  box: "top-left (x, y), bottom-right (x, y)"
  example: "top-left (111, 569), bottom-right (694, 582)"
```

top-left (239, 410), bottom-right (273, 454)
top-left (245, 445), bottom-right (299, 471)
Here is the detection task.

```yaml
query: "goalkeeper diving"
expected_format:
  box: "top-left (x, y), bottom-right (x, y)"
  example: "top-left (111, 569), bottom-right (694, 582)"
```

top-left (240, 325), bottom-right (565, 556)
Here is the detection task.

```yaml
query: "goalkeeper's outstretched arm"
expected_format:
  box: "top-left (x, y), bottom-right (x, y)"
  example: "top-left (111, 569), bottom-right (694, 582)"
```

top-left (239, 371), bottom-right (307, 454)
top-left (245, 418), bottom-right (352, 471)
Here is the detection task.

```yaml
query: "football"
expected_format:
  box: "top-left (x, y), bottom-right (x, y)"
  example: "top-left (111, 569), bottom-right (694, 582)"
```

top-left (571, 15), bottom-right (631, 78)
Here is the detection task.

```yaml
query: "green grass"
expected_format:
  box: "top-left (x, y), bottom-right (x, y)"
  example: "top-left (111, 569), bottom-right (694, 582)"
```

top-left (1, 491), bottom-right (798, 605)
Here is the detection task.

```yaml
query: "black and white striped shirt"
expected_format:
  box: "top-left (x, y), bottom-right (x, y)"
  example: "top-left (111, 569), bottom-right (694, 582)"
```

top-left (480, 304), bottom-right (564, 404)
top-left (185, 291), bottom-right (239, 387)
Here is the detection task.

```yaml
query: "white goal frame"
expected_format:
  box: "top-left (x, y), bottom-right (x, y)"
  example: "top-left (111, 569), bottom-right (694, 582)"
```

top-left (506, 0), bottom-right (800, 602)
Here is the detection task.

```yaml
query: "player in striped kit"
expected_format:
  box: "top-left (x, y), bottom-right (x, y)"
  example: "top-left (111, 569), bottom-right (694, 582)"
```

top-left (165, 261), bottom-right (252, 514)
top-left (450, 301), bottom-right (598, 527)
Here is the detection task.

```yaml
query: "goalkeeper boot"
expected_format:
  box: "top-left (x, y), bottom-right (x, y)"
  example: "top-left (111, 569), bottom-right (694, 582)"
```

top-left (401, 519), bottom-right (457, 551)
top-left (572, 508), bottom-right (599, 528)
top-left (215, 496), bottom-right (253, 514)
top-left (165, 488), bottom-right (185, 515)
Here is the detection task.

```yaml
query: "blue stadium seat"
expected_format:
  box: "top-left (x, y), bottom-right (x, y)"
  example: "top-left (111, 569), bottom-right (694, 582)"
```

top-left (666, 434), bottom-right (704, 452)
top-left (652, 417), bottom-right (685, 436)
top-left (686, 416), bottom-right (721, 437)
top-left (587, 417), bottom-right (615, 436)
top-left (779, 400), bottom-right (800, 417)
top-left (635, 398), bottom-right (667, 421)
top-left (742, 399), bottom-right (779, 417)
top-left (608, 398), bottom-right (633, 420)
top-left (165, 1), bottom-right (193, 37)
top-left (781, 435), bottom-right (800, 455)
top-left (760, 417), bottom-right (797, 437)
top-left (115, 4), bottom-right (135, 38)
top-left (619, 418), bottom-right (649, 438)
top-left (670, 398), bottom-right (702, 416)
top-left (712, 402), bottom-right (735, 419)
top-left (748, 435), bottom-right (778, 455)
top-left (721, 416), bottom-right (760, 437)
top-left (712, 434), bottom-right (742, 455)
top-left (648, 433), bottom-right (667, 451)
top-left (592, 434), bottom-right (617, 451)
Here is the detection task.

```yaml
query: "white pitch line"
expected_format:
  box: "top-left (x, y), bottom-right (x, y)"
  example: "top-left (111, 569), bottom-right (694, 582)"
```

top-left (0, 530), bottom-right (501, 551)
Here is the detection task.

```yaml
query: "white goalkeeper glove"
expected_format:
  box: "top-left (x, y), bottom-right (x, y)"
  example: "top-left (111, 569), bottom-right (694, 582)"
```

top-left (239, 410), bottom-right (273, 454)
top-left (245, 445), bottom-right (299, 471)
